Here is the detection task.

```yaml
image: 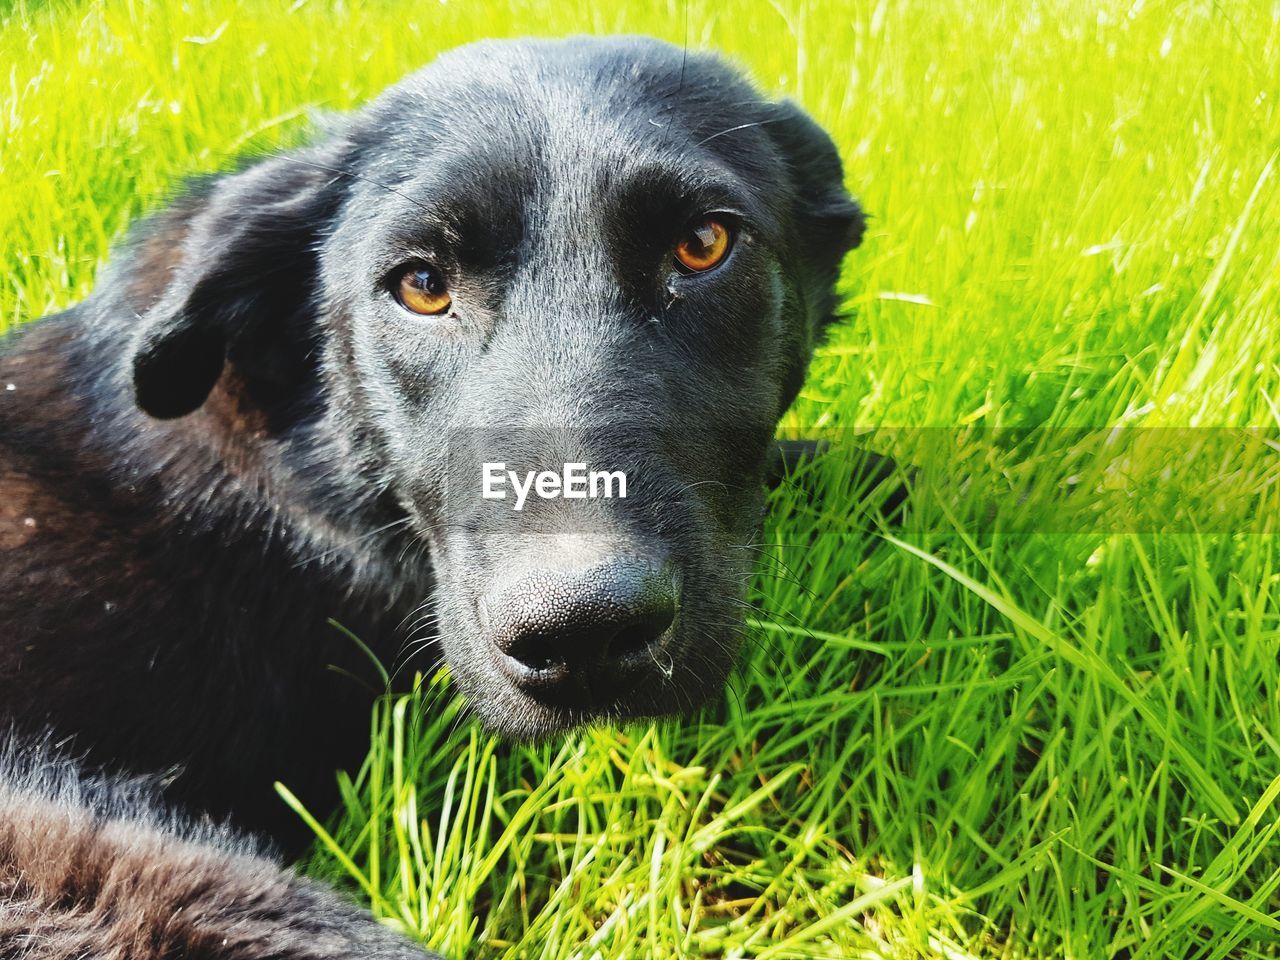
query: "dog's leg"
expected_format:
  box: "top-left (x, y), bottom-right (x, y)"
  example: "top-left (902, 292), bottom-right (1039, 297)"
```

top-left (0, 738), bottom-right (438, 960)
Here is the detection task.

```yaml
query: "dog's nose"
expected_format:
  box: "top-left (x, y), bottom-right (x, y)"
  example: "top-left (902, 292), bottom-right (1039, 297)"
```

top-left (485, 557), bottom-right (676, 690)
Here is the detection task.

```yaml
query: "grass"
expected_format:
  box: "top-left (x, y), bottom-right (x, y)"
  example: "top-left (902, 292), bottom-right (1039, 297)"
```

top-left (5, 0), bottom-right (1280, 955)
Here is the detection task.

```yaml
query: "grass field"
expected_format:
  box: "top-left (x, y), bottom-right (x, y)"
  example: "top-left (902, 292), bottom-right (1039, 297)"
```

top-left (5, 0), bottom-right (1280, 956)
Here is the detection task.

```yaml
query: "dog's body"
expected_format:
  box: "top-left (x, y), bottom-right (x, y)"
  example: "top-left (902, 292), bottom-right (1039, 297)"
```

top-left (0, 311), bottom-right (427, 843)
top-left (0, 35), bottom-right (863, 957)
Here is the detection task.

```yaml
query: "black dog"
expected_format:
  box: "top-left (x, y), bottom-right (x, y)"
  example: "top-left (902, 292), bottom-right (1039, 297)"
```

top-left (0, 34), bottom-right (863, 955)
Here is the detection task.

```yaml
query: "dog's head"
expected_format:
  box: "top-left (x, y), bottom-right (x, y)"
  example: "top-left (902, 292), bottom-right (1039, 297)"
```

top-left (121, 37), bottom-right (864, 737)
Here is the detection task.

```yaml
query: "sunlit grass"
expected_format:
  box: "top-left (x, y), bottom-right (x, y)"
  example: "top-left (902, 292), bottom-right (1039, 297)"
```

top-left (5, 0), bottom-right (1280, 956)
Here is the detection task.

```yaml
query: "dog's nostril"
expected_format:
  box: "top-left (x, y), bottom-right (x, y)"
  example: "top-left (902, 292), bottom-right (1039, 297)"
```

top-left (608, 605), bottom-right (674, 661)
top-left (508, 633), bottom-right (559, 671)
top-left (488, 557), bottom-right (677, 682)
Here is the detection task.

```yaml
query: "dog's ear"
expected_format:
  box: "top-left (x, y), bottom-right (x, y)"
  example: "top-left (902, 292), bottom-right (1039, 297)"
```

top-left (128, 145), bottom-right (346, 419)
top-left (766, 100), bottom-right (866, 281)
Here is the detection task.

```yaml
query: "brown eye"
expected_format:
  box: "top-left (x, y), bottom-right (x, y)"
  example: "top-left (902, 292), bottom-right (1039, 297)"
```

top-left (394, 264), bottom-right (452, 316)
top-left (674, 217), bottom-right (733, 273)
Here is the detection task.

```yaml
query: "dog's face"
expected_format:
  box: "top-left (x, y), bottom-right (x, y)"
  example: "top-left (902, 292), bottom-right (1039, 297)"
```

top-left (124, 37), bottom-right (864, 737)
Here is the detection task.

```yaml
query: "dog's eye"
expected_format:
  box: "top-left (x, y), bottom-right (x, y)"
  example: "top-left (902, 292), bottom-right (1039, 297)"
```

top-left (674, 217), bottom-right (733, 274)
top-left (393, 264), bottom-right (452, 316)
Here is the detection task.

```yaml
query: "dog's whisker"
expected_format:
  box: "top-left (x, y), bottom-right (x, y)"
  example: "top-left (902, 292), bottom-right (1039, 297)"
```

top-left (290, 516), bottom-right (413, 568)
top-left (695, 117), bottom-right (781, 146)
top-left (273, 154), bottom-right (433, 216)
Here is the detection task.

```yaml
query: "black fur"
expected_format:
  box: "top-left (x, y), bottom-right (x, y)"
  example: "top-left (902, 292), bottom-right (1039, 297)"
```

top-left (0, 35), bottom-right (863, 860)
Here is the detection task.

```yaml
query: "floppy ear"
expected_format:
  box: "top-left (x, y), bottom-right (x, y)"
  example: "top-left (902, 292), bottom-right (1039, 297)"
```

top-left (765, 100), bottom-right (866, 312)
top-left (128, 146), bottom-right (346, 419)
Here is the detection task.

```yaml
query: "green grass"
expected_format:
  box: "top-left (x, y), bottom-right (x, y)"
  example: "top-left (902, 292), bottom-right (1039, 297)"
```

top-left (5, 0), bottom-right (1280, 956)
